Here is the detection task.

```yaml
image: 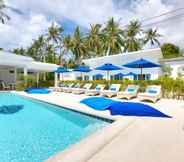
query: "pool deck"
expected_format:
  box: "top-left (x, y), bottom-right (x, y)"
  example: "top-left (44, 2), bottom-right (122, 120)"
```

top-left (15, 91), bottom-right (184, 162)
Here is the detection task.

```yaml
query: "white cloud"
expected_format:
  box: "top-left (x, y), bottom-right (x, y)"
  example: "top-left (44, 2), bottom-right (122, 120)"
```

top-left (1, 0), bottom-right (184, 49)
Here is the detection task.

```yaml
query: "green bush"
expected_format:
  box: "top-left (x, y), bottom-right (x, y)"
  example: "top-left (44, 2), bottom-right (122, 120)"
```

top-left (161, 43), bottom-right (181, 59)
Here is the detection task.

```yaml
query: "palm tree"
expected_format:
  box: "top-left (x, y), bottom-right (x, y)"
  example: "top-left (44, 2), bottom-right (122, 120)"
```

top-left (124, 20), bottom-right (142, 52)
top-left (62, 35), bottom-right (72, 55)
top-left (0, 0), bottom-right (10, 24)
top-left (86, 24), bottom-right (104, 57)
top-left (46, 22), bottom-right (64, 63)
top-left (102, 18), bottom-right (124, 56)
top-left (12, 47), bottom-right (26, 55)
top-left (71, 26), bottom-right (87, 64)
top-left (35, 35), bottom-right (47, 62)
top-left (144, 28), bottom-right (161, 47)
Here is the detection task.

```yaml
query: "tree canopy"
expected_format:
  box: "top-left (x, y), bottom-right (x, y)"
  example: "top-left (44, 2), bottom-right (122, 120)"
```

top-left (12, 18), bottom-right (164, 66)
top-left (161, 43), bottom-right (181, 59)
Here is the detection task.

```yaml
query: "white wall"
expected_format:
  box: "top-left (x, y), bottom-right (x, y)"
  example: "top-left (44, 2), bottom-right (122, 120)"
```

top-left (164, 59), bottom-right (184, 79)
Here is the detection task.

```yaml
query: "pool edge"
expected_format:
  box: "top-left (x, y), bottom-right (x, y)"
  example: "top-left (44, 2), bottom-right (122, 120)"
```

top-left (12, 91), bottom-right (136, 162)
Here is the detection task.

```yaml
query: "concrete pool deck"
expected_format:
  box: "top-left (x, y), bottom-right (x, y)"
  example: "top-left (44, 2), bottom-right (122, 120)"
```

top-left (15, 91), bottom-right (184, 162)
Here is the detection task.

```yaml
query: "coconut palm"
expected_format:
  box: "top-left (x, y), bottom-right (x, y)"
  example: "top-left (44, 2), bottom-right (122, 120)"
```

top-left (85, 24), bottom-right (104, 57)
top-left (0, 0), bottom-right (10, 24)
top-left (46, 22), bottom-right (64, 63)
top-left (124, 20), bottom-right (142, 52)
top-left (102, 18), bottom-right (124, 56)
top-left (35, 36), bottom-right (47, 62)
top-left (62, 35), bottom-right (73, 54)
top-left (144, 28), bottom-right (161, 47)
top-left (70, 26), bottom-right (87, 64)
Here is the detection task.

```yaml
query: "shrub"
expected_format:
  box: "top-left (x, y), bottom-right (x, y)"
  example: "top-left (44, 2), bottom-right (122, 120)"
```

top-left (161, 43), bottom-right (181, 59)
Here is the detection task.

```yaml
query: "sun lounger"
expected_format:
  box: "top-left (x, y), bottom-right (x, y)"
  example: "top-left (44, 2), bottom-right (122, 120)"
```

top-left (0, 81), bottom-right (11, 90)
top-left (49, 83), bottom-right (68, 92)
top-left (138, 85), bottom-right (162, 103)
top-left (62, 83), bottom-right (79, 93)
top-left (72, 83), bottom-right (93, 94)
top-left (100, 84), bottom-right (121, 98)
top-left (85, 84), bottom-right (106, 96)
top-left (117, 85), bottom-right (139, 100)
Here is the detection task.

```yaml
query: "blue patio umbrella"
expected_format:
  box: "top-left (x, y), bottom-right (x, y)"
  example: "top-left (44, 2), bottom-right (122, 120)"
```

top-left (73, 66), bottom-right (92, 80)
top-left (114, 73), bottom-right (124, 80)
top-left (95, 63), bottom-right (122, 80)
top-left (55, 67), bottom-right (69, 73)
top-left (123, 58), bottom-right (160, 80)
top-left (54, 67), bottom-right (70, 80)
top-left (124, 72), bottom-right (136, 77)
top-left (93, 73), bottom-right (104, 80)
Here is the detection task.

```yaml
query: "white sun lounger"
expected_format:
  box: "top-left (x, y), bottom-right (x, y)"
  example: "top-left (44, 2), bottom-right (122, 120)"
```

top-left (85, 84), bottom-right (106, 96)
top-left (100, 84), bottom-right (121, 98)
top-left (63, 83), bottom-right (80, 93)
top-left (117, 85), bottom-right (140, 100)
top-left (72, 83), bottom-right (93, 94)
top-left (50, 83), bottom-right (68, 92)
top-left (138, 85), bottom-right (162, 103)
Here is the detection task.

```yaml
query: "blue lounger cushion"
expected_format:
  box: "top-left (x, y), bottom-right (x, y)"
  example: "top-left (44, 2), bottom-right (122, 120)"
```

top-left (80, 97), bottom-right (115, 110)
top-left (109, 101), bottom-right (171, 118)
top-left (25, 88), bottom-right (51, 94)
top-left (80, 97), bottom-right (171, 118)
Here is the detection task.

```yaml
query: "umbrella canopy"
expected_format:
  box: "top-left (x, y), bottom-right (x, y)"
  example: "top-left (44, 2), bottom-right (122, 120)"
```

top-left (55, 67), bottom-right (69, 73)
top-left (123, 58), bottom-right (160, 80)
top-left (95, 63), bottom-right (122, 80)
top-left (73, 66), bottom-right (92, 80)
top-left (114, 73), bottom-right (124, 77)
top-left (73, 66), bottom-right (92, 72)
top-left (124, 72), bottom-right (136, 77)
top-left (95, 63), bottom-right (122, 71)
top-left (123, 58), bottom-right (160, 68)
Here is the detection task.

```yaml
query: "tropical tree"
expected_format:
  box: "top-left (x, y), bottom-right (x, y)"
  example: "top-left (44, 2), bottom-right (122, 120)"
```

top-left (70, 26), bottom-right (87, 64)
top-left (161, 43), bottom-right (181, 59)
top-left (46, 22), bottom-right (64, 63)
top-left (0, 0), bottom-right (10, 24)
top-left (13, 47), bottom-right (26, 55)
top-left (144, 28), bottom-right (161, 47)
top-left (86, 24), bottom-right (104, 57)
top-left (32, 35), bottom-right (47, 62)
top-left (62, 35), bottom-right (73, 56)
top-left (102, 18), bottom-right (124, 56)
top-left (124, 20), bottom-right (142, 52)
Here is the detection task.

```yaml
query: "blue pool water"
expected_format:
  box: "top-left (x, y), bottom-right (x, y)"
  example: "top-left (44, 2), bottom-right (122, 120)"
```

top-left (0, 93), bottom-right (110, 162)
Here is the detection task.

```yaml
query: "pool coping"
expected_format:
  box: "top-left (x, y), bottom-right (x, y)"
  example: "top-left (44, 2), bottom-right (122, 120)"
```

top-left (12, 91), bottom-right (136, 162)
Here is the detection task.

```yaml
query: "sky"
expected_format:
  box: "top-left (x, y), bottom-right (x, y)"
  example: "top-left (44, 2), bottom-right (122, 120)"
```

top-left (0, 0), bottom-right (184, 50)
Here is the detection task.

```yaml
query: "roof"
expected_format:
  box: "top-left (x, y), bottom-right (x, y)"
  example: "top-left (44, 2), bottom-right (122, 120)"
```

top-left (0, 51), bottom-right (58, 72)
top-left (83, 48), bottom-right (163, 68)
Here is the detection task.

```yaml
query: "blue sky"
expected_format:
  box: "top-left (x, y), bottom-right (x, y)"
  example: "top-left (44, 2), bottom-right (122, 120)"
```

top-left (0, 0), bottom-right (183, 50)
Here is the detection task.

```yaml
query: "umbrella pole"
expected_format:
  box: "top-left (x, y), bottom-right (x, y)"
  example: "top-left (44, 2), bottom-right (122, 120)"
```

top-left (140, 68), bottom-right (143, 80)
top-left (107, 71), bottom-right (110, 86)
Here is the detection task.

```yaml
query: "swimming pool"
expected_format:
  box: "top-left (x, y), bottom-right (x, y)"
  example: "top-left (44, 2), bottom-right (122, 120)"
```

top-left (0, 93), bottom-right (111, 162)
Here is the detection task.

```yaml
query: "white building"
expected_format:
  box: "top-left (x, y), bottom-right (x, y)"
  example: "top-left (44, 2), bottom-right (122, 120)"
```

top-left (60, 48), bottom-right (184, 81)
top-left (161, 57), bottom-right (184, 79)
top-left (83, 48), bottom-right (163, 80)
top-left (0, 51), bottom-right (59, 87)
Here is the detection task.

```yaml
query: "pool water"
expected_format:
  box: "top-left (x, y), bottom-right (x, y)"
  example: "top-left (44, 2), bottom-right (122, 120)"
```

top-left (0, 93), bottom-right (110, 162)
